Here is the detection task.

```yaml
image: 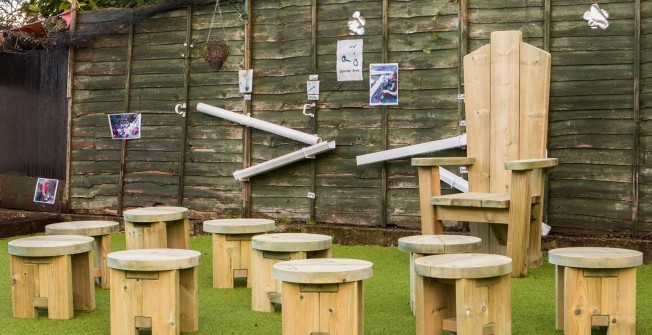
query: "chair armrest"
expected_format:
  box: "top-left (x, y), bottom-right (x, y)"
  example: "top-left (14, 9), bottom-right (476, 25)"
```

top-left (411, 157), bottom-right (475, 167)
top-left (505, 158), bottom-right (558, 171)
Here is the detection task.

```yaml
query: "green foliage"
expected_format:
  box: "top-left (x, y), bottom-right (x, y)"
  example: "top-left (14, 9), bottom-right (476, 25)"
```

top-left (22, 0), bottom-right (161, 20)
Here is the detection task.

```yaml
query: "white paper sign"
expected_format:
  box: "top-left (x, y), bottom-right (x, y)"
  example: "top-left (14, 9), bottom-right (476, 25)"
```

top-left (337, 39), bottom-right (363, 81)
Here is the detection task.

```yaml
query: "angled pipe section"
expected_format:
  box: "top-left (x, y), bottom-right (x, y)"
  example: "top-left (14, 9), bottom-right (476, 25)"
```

top-left (439, 167), bottom-right (469, 193)
top-left (233, 141), bottom-right (336, 181)
top-left (197, 102), bottom-right (321, 145)
top-left (356, 134), bottom-right (467, 165)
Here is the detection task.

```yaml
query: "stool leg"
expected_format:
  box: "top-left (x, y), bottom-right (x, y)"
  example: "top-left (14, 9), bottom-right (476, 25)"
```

top-left (97, 234), bottom-right (112, 289)
top-left (410, 253), bottom-right (427, 316)
top-left (565, 267), bottom-right (599, 335)
top-left (10, 255), bottom-right (38, 318)
top-left (179, 267), bottom-right (199, 332)
top-left (415, 275), bottom-right (448, 335)
top-left (320, 281), bottom-right (364, 335)
top-left (456, 278), bottom-right (489, 335)
top-left (110, 269), bottom-right (137, 335)
top-left (488, 274), bottom-right (511, 335)
top-left (603, 268), bottom-right (636, 335)
top-left (214, 233), bottom-right (236, 289)
top-left (281, 281), bottom-right (320, 335)
top-left (251, 249), bottom-right (281, 312)
top-left (126, 221), bottom-right (167, 249)
top-left (241, 238), bottom-right (253, 288)
top-left (46, 255), bottom-right (74, 320)
top-left (167, 218), bottom-right (190, 249)
top-left (555, 265), bottom-right (565, 330)
top-left (71, 251), bottom-right (95, 311)
top-left (143, 270), bottom-right (179, 334)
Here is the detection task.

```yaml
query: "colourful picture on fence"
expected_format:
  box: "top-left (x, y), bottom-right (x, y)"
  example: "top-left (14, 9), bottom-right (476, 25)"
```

top-left (33, 178), bottom-right (58, 204)
top-left (369, 63), bottom-right (398, 106)
top-left (108, 113), bottom-right (141, 139)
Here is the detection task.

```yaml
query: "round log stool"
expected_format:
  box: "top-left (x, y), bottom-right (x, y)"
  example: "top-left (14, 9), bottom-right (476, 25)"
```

top-left (108, 248), bottom-right (201, 335)
top-left (45, 220), bottom-right (120, 289)
top-left (123, 206), bottom-right (189, 250)
top-left (414, 253), bottom-right (512, 335)
top-left (273, 258), bottom-right (373, 335)
top-left (250, 233), bottom-right (332, 312)
top-left (203, 218), bottom-right (276, 289)
top-left (398, 235), bottom-right (481, 315)
top-left (548, 247), bottom-right (643, 335)
top-left (8, 235), bottom-right (96, 319)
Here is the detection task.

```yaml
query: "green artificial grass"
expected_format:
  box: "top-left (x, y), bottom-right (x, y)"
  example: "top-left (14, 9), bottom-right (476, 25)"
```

top-left (0, 233), bottom-right (650, 334)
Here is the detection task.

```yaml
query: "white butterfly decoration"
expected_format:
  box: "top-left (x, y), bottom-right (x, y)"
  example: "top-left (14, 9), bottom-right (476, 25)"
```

top-left (583, 4), bottom-right (609, 30)
top-left (348, 11), bottom-right (366, 36)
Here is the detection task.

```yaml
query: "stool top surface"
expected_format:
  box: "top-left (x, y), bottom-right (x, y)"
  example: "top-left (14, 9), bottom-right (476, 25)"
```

top-left (107, 248), bottom-right (200, 271)
top-left (252, 233), bottom-right (332, 252)
top-left (46, 220), bottom-right (120, 236)
top-left (398, 235), bottom-right (481, 254)
top-left (123, 206), bottom-right (188, 222)
top-left (415, 253), bottom-right (512, 279)
top-left (548, 247), bottom-right (643, 269)
top-left (273, 258), bottom-right (373, 284)
top-left (9, 235), bottom-right (94, 257)
top-left (203, 218), bottom-right (275, 234)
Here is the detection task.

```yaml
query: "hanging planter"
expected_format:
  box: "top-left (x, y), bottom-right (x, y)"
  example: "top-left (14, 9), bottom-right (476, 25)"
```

top-left (203, 0), bottom-right (230, 72)
top-left (202, 41), bottom-right (230, 71)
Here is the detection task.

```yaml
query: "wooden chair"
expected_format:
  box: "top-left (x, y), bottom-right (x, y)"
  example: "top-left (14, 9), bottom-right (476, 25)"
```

top-left (108, 248), bottom-right (200, 335)
top-left (411, 31), bottom-right (557, 277)
top-left (273, 258), bottom-right (373, 335)
top-left (414, 253), bottom-right (512, 335)
top-left (549, 247), bottom-right (643, 335)
top-left (202, 218), bottom-right (275, 289)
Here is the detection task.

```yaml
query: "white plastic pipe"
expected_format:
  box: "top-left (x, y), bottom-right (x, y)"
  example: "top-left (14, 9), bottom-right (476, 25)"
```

top-left (233, 141), bottom-right (336, 181)
top-left (356, 134), bottom-right (467, 165)
top-left (197, 102), bottom-right (321, 145)
top-left (439, 167), bottom-right (469, 193)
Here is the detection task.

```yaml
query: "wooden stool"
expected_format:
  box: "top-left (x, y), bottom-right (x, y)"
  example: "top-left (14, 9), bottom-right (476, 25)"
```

top-left (251, 233), bottom-right (332, 312)
top-left (203, 218), bottom-right (275, 289)
top-left (414, 253), bottom-right (512, 335)
top-left (108, 248), bottom-right (200, 335)
top-left (398, 235), bottom-right (481, 315)
top-left (45, 220), bottom-right (120, 289)
top-left (9, 235), bottom-right (96, 319)
top-left (273, 258), bottom-right (373, 335)
top-left (548, 247), bottom-right (643, 335)
top-left (123, 206), bottom-right (189, 250)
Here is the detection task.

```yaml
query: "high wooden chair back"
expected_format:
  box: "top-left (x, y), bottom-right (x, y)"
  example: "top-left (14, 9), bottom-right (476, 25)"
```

top-left (464, 30), bottom-right (551, 196)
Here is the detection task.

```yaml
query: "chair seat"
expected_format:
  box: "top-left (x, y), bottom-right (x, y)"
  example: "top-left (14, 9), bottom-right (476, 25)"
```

top-left (415, 253), bottom-right (512, 279)
top-left (548, 247), bottom-right (643, 269)
top-left (203, 218), bottom-right (275, 234)
top-left (252, 233), bottom-right (332, 252)
top-left (107, 249), bottom-right (200, 272)
top-left (273, 258), bottom-right (373, 284)
top-left (430, 192), bottom-right (541, 208)
top-left (9, 235), bottom-right (95, 257)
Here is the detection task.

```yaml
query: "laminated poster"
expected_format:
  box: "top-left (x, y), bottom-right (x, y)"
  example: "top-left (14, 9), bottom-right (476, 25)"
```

top-left (337, 39), bottom-right (363, 81)
top-left (369, 63), bottom-right (398, 106)
top-left (239, 69), bottom-right (253, 93)
top-left (33, 178), bottom-right (58, 204)
top-left (108, 113), bottom-right (141, 140)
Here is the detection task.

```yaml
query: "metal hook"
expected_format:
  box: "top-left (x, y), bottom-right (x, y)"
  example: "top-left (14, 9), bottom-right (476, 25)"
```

top-left (175, 103), bottom-right (187, 117)
top-left (303, 103), bottom-right (316, 117)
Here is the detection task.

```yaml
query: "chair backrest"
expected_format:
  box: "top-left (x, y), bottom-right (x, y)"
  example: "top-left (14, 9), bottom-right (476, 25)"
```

top-left (464, 31), bottom-right (551, 195)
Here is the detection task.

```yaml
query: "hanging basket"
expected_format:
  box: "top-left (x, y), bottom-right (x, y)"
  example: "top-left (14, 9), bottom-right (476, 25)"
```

top-left (202, 41), bottom-right (230, 72)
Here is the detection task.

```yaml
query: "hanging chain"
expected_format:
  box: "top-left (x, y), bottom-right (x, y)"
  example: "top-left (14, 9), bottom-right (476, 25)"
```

top-left (206, 0), bottom-right (228, 45)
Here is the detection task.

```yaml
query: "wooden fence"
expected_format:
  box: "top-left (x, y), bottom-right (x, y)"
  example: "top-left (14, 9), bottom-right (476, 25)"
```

top-left (67, 0), bottom-right (652, 238)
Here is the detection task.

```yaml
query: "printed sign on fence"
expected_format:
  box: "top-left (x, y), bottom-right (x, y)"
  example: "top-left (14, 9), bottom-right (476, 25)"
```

top-left (337, 39), bottom-right (363, 81)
